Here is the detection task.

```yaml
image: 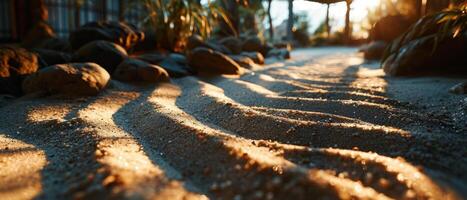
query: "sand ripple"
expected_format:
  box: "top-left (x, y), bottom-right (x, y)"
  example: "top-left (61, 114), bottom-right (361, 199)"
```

top-left (0, 48), bottom-right (465, 199)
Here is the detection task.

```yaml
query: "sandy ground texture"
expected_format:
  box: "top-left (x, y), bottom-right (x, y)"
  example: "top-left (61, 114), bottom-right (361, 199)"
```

top-left (0, 47), bottom-right (466, 200)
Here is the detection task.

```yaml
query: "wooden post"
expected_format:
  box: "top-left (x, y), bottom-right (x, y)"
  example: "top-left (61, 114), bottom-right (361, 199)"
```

top-left (74, 0), bottom-right (81, 28)
top-left (267, 0), bottom-right (274, 42)
top-left (287, 0), bottom-right (294, 42)
top-left (102, 0), bottom-right (107, 21)
top-left (344, 0), bottom-right (352, 44)
top-left (325, 3), bottom-right (330, 38)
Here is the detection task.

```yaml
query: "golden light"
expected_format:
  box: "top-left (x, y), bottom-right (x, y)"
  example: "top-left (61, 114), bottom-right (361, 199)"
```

top-left (331, 0), bottom-right (382, 38)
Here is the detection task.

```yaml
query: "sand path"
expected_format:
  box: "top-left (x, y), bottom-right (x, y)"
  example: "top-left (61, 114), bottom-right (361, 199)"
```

top-left (0, 48), bottom-right (466, 199)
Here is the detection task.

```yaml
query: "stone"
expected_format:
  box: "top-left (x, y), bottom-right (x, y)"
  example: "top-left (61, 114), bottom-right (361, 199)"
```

top-left (260, 43), bottom-right (274, 58)
top-left (22, 63), bottom-right (110, 96)
top-left (136, 53), bottom-right (167, 65)
top-left (219, 36), bottom-right (242, 54)
top-left (267, 48), bottom-right (291, 59)
top-left (187, 35), bottom-right (231, 54)
top-left (31, 48), bottom-right (72, 66)
top-left (31, 37), bottom-right (72, 52)
top-left (133, 30), bottom-right (158, 52)
top-left (159, 54), bottom-right (193, 77)
top-left (228, 55), bottom-right (256, 69)
top-left (72, 40), bottom-right (128, 73)
top-left (113, 59), bottom-right (169, 83)
top-left (370, 15), bottom-right (414, 42)
top-left (360, 41), bottom-right (387, 60)
top-left (241, 51), bottom-right (264, 65)
top-left (69, 21), bottom-right (144, 50)
top-left (188, 47), bottom-right (242, 75)
top-left (187, 34), bottom-right (205, 50)
top-left (0, 46), bottom-right (39, 95)
top-left (242, 36), bottom-right (263, 53)
top-left (449, 82), bottom-right (467, 94)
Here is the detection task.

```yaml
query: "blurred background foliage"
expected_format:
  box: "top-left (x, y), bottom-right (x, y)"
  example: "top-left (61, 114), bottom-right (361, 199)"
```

top-left (128, 0), bottom-right (466, 50)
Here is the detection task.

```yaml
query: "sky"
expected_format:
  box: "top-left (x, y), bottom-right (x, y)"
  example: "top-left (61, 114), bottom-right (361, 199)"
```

top-left (265, 0), bottom-right (381, 37)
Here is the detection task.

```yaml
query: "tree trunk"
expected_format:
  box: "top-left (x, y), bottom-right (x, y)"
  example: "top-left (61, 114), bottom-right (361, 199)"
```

top-left (325, 3), bottom-right (330, 38)
top-left (414, 0), bottom-right (423, 19)
top-left (344, 0), bottom-right (352, 44)
top-left (267, 0), bottom-right (274, 42)
top-left (287, 0), bottom-right (294, 42)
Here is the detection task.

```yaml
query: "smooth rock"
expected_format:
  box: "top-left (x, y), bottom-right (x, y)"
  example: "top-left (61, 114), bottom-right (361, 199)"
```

top-left (69, 21), bottom-right (144, 50)
top-left (0, 46), bottom-right (39, 95)
top-left (159, 54), bottom-right (193, 77)
top-left (114, 59), bottom-right (169, 83)
top-left (187, 35), bottom-right (231, 54)
top-left (188, 47), bottom-right (242, 75)
top-left (370, 15), bottom-right (413, 42)
top-left (73, 40), bottom-right (128, 73)
top-left (136, 53), bottom-right (167, 65)
top-left (267, 48), bottom-right (291, 59)
top-left (31, 48), bottom-right (71, 66)
top-left (219, 36), bottom-right (242, 54)
top-left (132, 30), bottom-right (158, 52)
top-left (241, 51), bottom-right (264, 64)
top-left (228, 55), bottom-right (256, 69)
top-left (242, 36), bottom-right (263, 53)
top-left (22, 63), bottom-right (110, 96)
top-left (361, 41), bottom-right (387, 60)
top-left (449, 82), bottom-right (467, 94)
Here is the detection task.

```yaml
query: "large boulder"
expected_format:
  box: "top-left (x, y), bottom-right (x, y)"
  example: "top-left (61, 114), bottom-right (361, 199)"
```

top-left (22, 63), bottom-right (110, 96)
top-left (383, 34), bottom-right (467, 76)
top-left (113, 59), bottom-right (169, 83)
top-left (0, 47), bottom-right (39, 95)
top-left (370, 15), bottom-right (414, 43)
top-left (159, 54), bottom-right (193, 77)
top-left (69, 21), bottom-right (144, 50)
top-left (241, 51), bottom-right (264, 65)
top-left (187, 35), bottom-right (231, 54)
top-left (72, 40), bottom-right (128, 73)
top-left (188, 47), bottom-right (242, 75)
top-left (360, 41), bottom-right (387, 60)
top-left (31, 48), bottom-right (72, 66)
top-left (219, 36), bottom-right (242, 54)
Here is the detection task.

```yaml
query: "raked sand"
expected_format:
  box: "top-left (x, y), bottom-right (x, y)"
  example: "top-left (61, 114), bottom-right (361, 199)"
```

top-left (0, 47), bottom-right (466, 199)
